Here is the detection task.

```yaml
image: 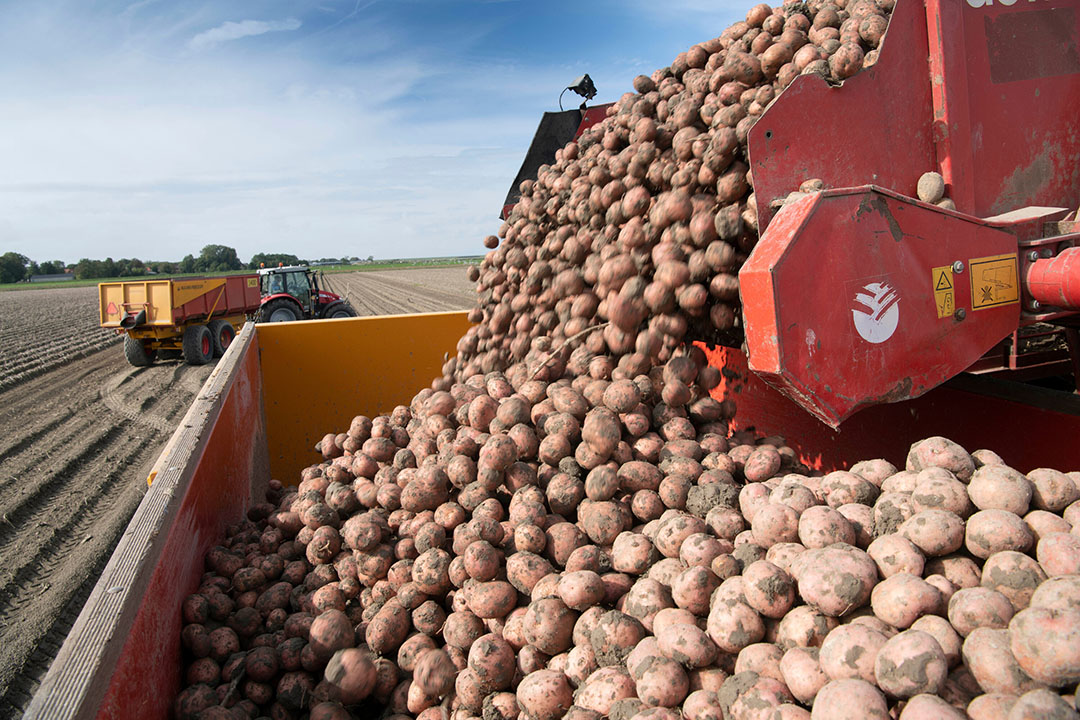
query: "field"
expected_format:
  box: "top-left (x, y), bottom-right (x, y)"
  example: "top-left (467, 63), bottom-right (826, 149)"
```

top-left (0, 266), bottom-right (477, 715)
top-left (0, 286), bottom-right (121, 391)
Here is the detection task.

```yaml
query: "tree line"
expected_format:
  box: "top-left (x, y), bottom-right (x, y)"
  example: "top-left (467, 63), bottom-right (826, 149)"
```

top-left (0, 246), bottom-right (371, 284)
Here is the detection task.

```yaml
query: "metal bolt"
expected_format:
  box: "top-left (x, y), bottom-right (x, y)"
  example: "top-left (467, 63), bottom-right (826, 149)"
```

top-left (1029, 299), bottom-right (1042, 311)
top-left (952, 261), bottom-right (965, 273)
top-left (1027, 251), bottom-right (1040, 262)
top-left (954, 308), bottom-right (966, 321)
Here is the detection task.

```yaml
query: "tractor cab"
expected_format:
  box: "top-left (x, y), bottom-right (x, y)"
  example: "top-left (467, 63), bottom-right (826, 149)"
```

top-left (255, 265), bottom-right (356, 322)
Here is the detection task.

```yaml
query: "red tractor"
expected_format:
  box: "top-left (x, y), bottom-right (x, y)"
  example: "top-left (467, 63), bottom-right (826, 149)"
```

top-left (256, 265), bottom-right (357, 322)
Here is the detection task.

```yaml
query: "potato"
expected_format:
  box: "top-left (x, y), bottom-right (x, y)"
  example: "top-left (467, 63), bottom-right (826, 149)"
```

top-left (874, 629), bottom-right (948, 699)
top-left (750, 502), bottom-right (800, 547)
top-left (811, 679), bottom-right (889, 719)
top-left (323, 648), bottom-right (377, 704)
top-left (948, 587), bottom-right (1015, 636)
top-left (467, 580), bottom-right (518, 619)
top-left (576, 666), bottom-right (638, 715)
top-left (798, 506), bottom-right (855, 549)
top-left (796, 545), bottom-right (877, 617)
top-left (968, 693), bottom-right (1020, 720)
top-left (982, 551), bottom-right (1048, 612)
top-left (591, 610), bottom-right (648, 666)
top-left (899, 693), bottom-right (967, 720)
top-left (1031, 576), bottom-right (1080, 611)
top-left (966, 509), bottom-right (1034, 558)
top-left (309, 610), bottom-right (355, 661)
top-left (910, 615), bottom-right (962, 668)
top-left (517, 669), bottom-right (574, 720)
top-left (779, 646), bottom-right (828, 704)
top-left (706, 600), bottom-right (765, 653)
top-left (734, 643), bottom-right (785, 683)
top-left (656, 622), bottom-right (718, 669)
top-left (899, 509), bottom-right (965, 557)
top-left (634, 656), bottom-right (690, 707)
top-left (870, 573), bottom-right (942, 629)
top-left (818, 623), bottom-right (886, 683)
top-left (911, 472), bottom-right (973, 517)
top-left (963, 628), bottom-right (1045, 695)
top-left (524, 597), bottom-right (576, 655)
top-left (776, 605), bottom-right (838, 650)
top-left (1028, 468), bottom-right (1080, 513)
top-left (866, 534), bottom-right (924, 578)
top-left (1037, 533), bottom-right (1080, 577)
top-left (467, 633), bottom-right (516, 690)
top-left (1009, 605), bottom-right (1080, 687)
top-left (1006, 688), bottom-right (1080, 719)
top-left (906, 437), bottom-right (975, 482)
top-left (968, 465), bottom-right (1034, 515)
top-left (559, 570), bottom-right (607, 611)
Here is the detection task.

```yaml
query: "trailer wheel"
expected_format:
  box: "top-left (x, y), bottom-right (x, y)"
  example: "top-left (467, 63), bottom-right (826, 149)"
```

top-left (208, 319), bottom-right (235, 357)
top-left (182, 325), bottom-right (214, 365)
top-left (123, 336), bottom-right (156, 367)
top-left (258, 298), bottom-right (302, 323)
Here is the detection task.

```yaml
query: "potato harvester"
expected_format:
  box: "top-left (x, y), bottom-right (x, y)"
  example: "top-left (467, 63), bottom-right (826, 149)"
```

top-left (739, 0), bottom-right (1080, 426)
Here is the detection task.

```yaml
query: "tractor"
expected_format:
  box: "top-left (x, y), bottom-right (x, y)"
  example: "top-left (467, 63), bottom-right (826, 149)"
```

top-left (256, 265), bottom-right (357, 322)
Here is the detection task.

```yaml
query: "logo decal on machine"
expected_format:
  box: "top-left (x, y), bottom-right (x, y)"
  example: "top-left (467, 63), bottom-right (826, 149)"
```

top-left (852, 282), bottom-right (900, 343)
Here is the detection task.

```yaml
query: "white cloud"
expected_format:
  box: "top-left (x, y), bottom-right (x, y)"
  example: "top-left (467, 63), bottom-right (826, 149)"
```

top-left (189, 17), bottom-right (302, 50)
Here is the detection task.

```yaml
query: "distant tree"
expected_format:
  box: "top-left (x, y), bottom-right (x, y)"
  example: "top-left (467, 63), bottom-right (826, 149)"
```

top-left (27, 261), bottom-right (40, 277)
top-left (180, 254), bottom-right (197, 274)
top-left (0, 252), bottom-right (29, 283)
top-left (197, 244), bottom-right (242, 273)
top-left (38, 260), bottom-right (66, 275)
top-left (249, 252), bottom-right (301, 269)
top-left (366, 255), bottom-right (374, 263)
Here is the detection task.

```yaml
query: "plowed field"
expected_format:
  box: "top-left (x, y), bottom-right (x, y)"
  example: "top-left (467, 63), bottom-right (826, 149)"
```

top-left (0, 266), bottom-right (476, 716)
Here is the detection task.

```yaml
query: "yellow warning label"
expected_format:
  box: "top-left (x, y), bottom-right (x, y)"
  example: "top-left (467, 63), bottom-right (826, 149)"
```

top-left (247, 277), bottom-right (258, 288)
top-left (931, 265), bottom-right (954, 319)
top-left (970, 253), bottom-right (1019, 310)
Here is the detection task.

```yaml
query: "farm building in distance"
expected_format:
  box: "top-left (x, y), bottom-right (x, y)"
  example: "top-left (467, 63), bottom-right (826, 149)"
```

top-left (29, 273), bottom-right (74, 283)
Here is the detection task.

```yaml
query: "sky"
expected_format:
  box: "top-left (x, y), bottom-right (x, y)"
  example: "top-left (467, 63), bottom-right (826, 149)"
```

top-left (0, 0), bottom-right (744, 264)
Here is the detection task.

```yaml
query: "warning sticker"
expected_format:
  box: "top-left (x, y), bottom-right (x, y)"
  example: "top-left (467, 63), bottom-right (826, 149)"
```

top-left (247, 277), bottom-right (258, 288)
top-left (931, 265), bottom-right (954, 319)
top-left (970, 253), bottom-right (1019, 310)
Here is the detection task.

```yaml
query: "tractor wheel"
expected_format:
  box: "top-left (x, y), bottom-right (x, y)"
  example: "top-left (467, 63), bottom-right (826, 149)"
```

top-left (182, 325), bottom-right (214, 366)
top-left (258, 298), bottom-right (302, 323)
top-left (324, 303), bottom-right (358, 319)
top-left (208, 319), bottom-right (236, 357)
top-left (123, 336), bottom-right (156, 367)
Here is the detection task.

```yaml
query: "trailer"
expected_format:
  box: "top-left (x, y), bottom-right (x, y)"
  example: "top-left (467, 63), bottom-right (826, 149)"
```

top-left (99, 275), bottom-right (263, 367)
top-left (22, 311), bottom-right (1080, 720)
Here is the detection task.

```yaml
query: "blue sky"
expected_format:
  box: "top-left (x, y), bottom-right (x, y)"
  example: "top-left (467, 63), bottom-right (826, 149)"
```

top-left (0, 0), bottom-right (743, 264)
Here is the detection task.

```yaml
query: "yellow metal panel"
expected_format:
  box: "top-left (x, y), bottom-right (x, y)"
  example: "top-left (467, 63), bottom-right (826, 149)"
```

top-left (256, 311), bottom-right (471, 484)
top-left (99, 280), bottom-right (177, 326)
top-left (171, 278), bottom-right (225, 309)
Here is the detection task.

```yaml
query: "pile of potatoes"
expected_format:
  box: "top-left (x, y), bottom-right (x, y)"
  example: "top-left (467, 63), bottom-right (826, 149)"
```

top-left (173, 1), bottom-right (1080, 719)
top-left (451, 0), bottom-right (894, 379)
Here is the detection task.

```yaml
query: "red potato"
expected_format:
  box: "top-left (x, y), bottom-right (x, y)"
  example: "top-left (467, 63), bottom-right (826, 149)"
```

top-left (516, 669), bottom-right (574, 720)
top-left (779, 646), bottom-right (828, 704)
top-left (981, 551), bottom-right (1048, 612)
top-left (1027, 468), bottom-right (1080, 513)
top-left (1005, 688), bottom-right (1080, 719)
top-left (966, 509), bottom-right (1034, 558)
top-left (910, 615), bottom-right (962, 669)
top-left (963, 628), bottom-right (1045, 696)
top-left (797, 506), bottom-right (855, 549)
top-left (968, 465), bottom-right (1034, 516)
top-left (819, 623), bottom-right (887, 684)
top-left (323, 648), bottom-right (376, 704)
top-left (1009, 605), bottom-right (1080, 687)
top-left (870, 573), bottom-right (942, 629)
top-left (867, 534), bottom-right (925, 578)
top-left (811, 679), bottom-right (889, 720)
top-left (874, 629), bottom-right (948, 699)
top-left (967, 693), bottom-right (1020, 720)
top-left (741, 560), bottom-right (796, 619)
top-left (948, 587), bottom-right (1015, 636)
top-left (906, 437), bottom-right (975, 482)
top-left (734, 643), bottom-right (785, 683)
top-left (1037, 533), bottom-right (1080, 577)
top-left (1030, 576), bottom-right (1080, 611)
top-left (576, 666), bottom-right (638, 715)
top-left (899, 509), bottom-right (965, 557)
top-left (795, 545), bottom-right (878, 617)
top-left (899, 693), bottom-right (967, 720)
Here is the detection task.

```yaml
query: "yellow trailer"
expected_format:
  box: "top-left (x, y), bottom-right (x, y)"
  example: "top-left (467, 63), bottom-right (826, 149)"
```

top-left (98, 275), bottom-right (262, 366)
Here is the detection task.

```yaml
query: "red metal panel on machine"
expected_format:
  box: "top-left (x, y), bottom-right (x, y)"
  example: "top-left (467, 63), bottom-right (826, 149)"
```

top-left (173, 274), bottom-right (262, 324)
top-left (740, 187), bottom-right (1020, 426)
top-left (928, 0), bottom-right (1080, 217)
top-left (747, 0), bottom-right (934, 232)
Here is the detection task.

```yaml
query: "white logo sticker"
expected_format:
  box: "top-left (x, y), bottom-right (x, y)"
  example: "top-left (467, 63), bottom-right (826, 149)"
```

top-left (852, 282), bottom-right (900, 344)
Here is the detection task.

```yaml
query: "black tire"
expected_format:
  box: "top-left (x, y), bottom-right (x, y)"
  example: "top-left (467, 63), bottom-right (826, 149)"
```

top-left (182, 325), bottom-right (214, 365)
top-left (258, 298), bottom-right (302, 323)
top-left (123, 335), bottom-right (156, 367)
top-left (322, 302), bottom-right (357, 319)
top-left (208, 319), bottom-right (236, 357)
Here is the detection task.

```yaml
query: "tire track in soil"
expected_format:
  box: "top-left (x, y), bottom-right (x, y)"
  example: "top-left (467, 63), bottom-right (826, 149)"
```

top-left (0, 347), bottom-right (212, 716)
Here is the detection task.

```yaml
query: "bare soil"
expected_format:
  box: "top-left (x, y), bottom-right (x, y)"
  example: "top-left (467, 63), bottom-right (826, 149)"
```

top-left (0, 267), bottom-right (476, 717)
